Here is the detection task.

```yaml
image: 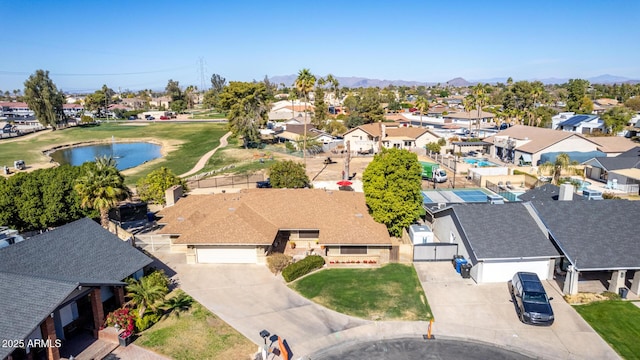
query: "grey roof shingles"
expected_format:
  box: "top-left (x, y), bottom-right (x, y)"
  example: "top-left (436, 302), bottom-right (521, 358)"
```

top-left (518, 184), bottom-right (585, 202)
top-left (0, 218), bottom-right (153, 357)
top-left (0, 217), bottom-right (152, 284)
top-left (532, 200), bottom-right (640, 270)
top-left (450, 203), bottom-right (560, 261)
top-left (594, 156), bottom-right (640, 171)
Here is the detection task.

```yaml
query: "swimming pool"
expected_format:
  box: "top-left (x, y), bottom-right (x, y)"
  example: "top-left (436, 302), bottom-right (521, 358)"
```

top-left (463, 158), bottom-right (500, 167)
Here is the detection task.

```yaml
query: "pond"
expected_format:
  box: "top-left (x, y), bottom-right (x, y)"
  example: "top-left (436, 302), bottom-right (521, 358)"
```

top-left (50, 142), bottom-right (162, 171)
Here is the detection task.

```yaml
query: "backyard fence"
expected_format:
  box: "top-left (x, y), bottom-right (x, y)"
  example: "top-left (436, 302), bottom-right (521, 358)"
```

top-left (187, 173), bottom-right (265, 189)
top-left (413, 243), bottom-right (459, 262)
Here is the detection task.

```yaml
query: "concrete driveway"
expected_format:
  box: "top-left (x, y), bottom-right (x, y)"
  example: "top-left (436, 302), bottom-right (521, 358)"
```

top-left (174, 262), bottom-right (432, 357)
top-left (414, 262), bottom-right (620, 360)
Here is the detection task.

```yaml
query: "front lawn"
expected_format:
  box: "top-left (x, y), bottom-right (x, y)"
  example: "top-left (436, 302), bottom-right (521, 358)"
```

top-left (573, 300), bottom-right (640, 359)
top-left (290, 263), bottom-right (432, 321)
top-left (135, 302), bottom-right (255, 360)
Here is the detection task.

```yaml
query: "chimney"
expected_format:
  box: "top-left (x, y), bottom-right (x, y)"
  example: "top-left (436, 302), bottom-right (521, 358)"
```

top-left (558, 183), bottom-right (573, 201)
top-left (165, 185), bottom-right (184, 207)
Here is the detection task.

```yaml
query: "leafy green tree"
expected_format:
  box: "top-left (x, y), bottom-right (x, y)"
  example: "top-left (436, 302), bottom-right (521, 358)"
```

top-left (468, 83), bottom-right (491, 131)
top-left (326, 119), bottom-right (347, 136)
top-left (268, 160), bottom-right (310, 188)
top-left (165, 79), bottom-right (183, 101)
top-left (23, 69), bottom-right (65, 129)
top-left (325, 74), bottom-right (340, 106)
top-left (218, 82), bottom-right (270, 147)
top-left (0, 165), bottom-right (94, 231)
top-left (126, 276), bottom-right (167, 317)
top-left (362, 148), bottom-right (423, 237)
top-left (74, 156), bottom-right (130, 228)
top-left (312, 86), bottom-right (328, 129)
top-left (625, 97), bottom-right (640, 111)
top-left (602, 106), bottom-right (634, 135)
top-left (295, 69), bottom-right (317, 159)
top-left (170, 99), bottom-right (187, 113)
top-left (136, 167), bottom-right (187, 205)
top-left (566, 79), bottom-right (592, 113)
top-left (426, 142), bottom-right (441, 153)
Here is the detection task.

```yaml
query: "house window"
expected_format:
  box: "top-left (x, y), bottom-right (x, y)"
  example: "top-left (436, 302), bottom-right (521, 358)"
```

top-left (359, 136), bottom-right (362, 140)
top-left (298, 230), bottom-right (319, 239)
top-left (404, 141), bottom-right (412, 147)
top-left (340, 246), bottom-right (367, 255)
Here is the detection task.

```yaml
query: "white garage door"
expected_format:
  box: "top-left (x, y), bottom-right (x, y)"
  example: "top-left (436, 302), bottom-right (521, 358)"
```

top-left (196, 246), bottom-right (257, 264)
top-left (479, 260), bottom-right (551, 283)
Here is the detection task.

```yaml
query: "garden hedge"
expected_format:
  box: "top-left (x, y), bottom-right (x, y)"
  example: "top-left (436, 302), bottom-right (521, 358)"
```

top-left (282, 255), bottom-right (325, 282)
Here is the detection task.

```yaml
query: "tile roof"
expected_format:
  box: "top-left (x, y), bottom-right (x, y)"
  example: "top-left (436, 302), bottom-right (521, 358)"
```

top-left (485, 125), bottom-right (597, 154)
top-left (531, 200), bottom-right (640, 270)
top-left (445, 203), bottom-right (560, 262)
top-left (157, 189), bottom-right (391, 246)
top-left (385, 127), bottom-right (432, 140)
top-left (590, 136), bottom-right (638, 153)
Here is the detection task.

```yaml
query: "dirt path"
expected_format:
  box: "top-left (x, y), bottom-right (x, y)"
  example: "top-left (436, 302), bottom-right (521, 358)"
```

top-left (179, 131), bottom-right (232, 178)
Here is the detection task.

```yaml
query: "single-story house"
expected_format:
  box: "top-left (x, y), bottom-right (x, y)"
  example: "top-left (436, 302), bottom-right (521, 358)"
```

top-left (553, 114), bottom-right (604, 134)
top-left (589, 136), bottom-right (638, 157)
top-left (0, 218), bottom-right (152, 360)
top-left (442, 110), bottom-right (495, 128)
top-left (531, 199), bottom-right (640, 295)
top-left (484, 125), bottom-right (601, 165)
top-left (431, 202), bottom-right (561, 283)
top-left (268, 100), bottom-right (314, 121)
top-left (582, 146), bottom-right (640, 184)
top-left (156, 189), bottom-right (392, 264)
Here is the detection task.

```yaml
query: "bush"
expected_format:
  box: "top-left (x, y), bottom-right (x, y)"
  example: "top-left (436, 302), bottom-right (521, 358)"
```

top-left (144, 269), bottom-right (170, 295)
top-left (135, 311), bottom-right (161, 331)
top-left (267, 253), bottom-right (292, 275)
top-left (282, 255), bottom-right (325, 282)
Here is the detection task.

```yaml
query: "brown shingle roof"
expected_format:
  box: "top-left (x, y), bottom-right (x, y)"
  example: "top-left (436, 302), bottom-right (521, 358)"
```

top-left (385, 127), bottom-right (431, 140)
top-left (344, 122), bottom-right (383, 137)
top-left (157, 189), bottom-right (391, 246)
top-left (445, 111), bottom-right (495, 119)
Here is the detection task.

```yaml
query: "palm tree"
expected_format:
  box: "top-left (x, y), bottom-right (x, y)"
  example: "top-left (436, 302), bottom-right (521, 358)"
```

top-left (415, 96), bottom-right (429, 128)
top-left (295, 69), bottom-right (316, 163)
top-left (540, 153), bottom-right (579, 185)
top-left (470, 83), bottom-right (490, 132)
top-left (74, 155), bottom-right (130, 228)
top-left (161, 290), bottom-right (193, 318)
top-left (325, 74), bottom-right (340, 106)
top-left (126, 277), bottom-right (167, 317)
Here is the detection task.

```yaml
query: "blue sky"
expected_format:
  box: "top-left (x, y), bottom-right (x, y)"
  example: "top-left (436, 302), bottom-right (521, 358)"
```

top-left (1, 0), bottom-right (639, 92)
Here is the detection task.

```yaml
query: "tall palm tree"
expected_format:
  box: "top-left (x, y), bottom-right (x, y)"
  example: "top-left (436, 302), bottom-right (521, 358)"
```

top-left (415, 96), bottom-right (429, 128)
top-left (126, 277), bottom-right (167, 317)
top-left (325, 74), bottom-right (340, 106)
top-left (74, 155), bottom-right (130, 228)
top-left (295, 69), bottom-right (316, 163)
top-left (471, 83), bottom-right (490, 132)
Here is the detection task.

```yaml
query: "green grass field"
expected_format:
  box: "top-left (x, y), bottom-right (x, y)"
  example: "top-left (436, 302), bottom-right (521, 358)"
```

top-left (135, 302), bottom-right (255, 360)
top-left (290, 263), bottom-right (432, 321)
top-left (0, 122), bottom-right (228, 184)
top-left (573, 300), bottom-right (640, 359)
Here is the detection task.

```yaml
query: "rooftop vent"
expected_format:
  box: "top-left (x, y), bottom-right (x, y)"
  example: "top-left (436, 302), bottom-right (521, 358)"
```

top-left (355, 213), bottom-right (363, 218)
top-left (487, 194), bottom-right (504, 204)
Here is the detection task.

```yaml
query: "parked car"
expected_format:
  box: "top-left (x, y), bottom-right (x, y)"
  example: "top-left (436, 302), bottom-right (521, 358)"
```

top-left (256, 178), bottom-right (271, 188)
top-left (127, 115), bottom-right (138, 120)
top-left (159, 115), bottom-right (169, 120)
top-left (147, 116), bottom-right (155, 121)
top-left (508, 272), bottom-right (554, 326)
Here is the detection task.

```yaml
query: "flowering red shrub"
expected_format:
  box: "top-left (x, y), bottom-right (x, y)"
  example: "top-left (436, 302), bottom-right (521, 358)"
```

top-left (105, 308), bottom-right (135, 338)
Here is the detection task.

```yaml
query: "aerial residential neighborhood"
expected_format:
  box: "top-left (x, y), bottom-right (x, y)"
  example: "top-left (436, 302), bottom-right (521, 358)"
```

top-left (2, 2), bottom-right (640, 360)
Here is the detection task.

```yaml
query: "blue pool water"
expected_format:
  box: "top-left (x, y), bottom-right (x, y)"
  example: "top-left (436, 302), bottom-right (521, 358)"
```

top-left (464, 158), bottom-right (500, 167)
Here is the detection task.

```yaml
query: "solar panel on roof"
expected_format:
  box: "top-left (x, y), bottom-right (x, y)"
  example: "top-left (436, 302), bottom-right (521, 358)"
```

top-left (559, 115), bottom-right (591, 127)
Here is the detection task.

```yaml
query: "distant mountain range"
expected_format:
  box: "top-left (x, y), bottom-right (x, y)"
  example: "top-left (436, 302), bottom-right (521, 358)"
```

top-left (269, 74), bottom-right (640, 88)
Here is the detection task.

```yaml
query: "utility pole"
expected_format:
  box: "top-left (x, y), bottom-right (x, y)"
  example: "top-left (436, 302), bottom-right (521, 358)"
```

top-left (344, 140), bottom-right (351, 180)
